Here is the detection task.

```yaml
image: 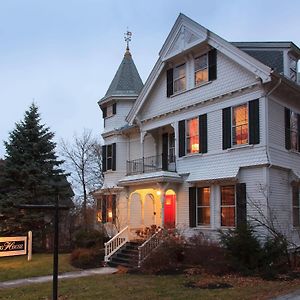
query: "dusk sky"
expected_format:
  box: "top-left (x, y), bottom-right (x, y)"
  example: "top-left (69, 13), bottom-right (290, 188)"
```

top-left (1, 0), bottom-right (299, 158)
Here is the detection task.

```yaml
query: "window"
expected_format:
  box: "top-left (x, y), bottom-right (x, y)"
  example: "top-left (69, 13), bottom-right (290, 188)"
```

top-left (102, 103), bottom-right (116, 119)
top-left (221, 186), bottom-right (235, 227)
top-left (97, 195), bottom-right (116, 223)
top-left (197, 187), bottom-right (210, 225)
top-left (289, 56), bottom-right (297, 82)
top-left (107, 105), bottom-right (113, 118)
top-left (232, 104), bottom-right (249, 146)
top-left (169, 133), bottom-right (175, 163)
top-left (290, 111), bottom-right (299, 151)
top-left (293, 186), bottom-right (300, 227)
top-left (102, 143), bottom-right (116, 172)
top-left (195, 54), bottom-right (208, 86)
top-left (106, 144), bottom-right (112, 170)
top-left (173, 64), bottom-right (186, 93)
top-left (186, 118), bottom-right (199, 154)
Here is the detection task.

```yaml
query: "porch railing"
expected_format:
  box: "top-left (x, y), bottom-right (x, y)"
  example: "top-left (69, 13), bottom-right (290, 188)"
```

top-left (137, 228), bottom-right (163, 268)
top-left (104, 226), bottom-right (130, 262)
top-left (126, 154), bottom-right (176, 176)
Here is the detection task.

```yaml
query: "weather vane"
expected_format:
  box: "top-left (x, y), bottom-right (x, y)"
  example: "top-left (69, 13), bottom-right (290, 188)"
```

top-left (124, 29), bottom-right (132, 50)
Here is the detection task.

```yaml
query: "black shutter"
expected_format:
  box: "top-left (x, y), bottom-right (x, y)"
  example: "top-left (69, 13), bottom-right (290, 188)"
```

top-left (102, 145), bottom-right (107, 172)
top-left (249, 99), bottom-right (260, 145)
top-left (189, 187), bottom-right (197, 227)
top-left (162, 133), bottom-right (168, 171)
top-left (222, 107), bottom-right (232, 149)
top-left (102, 196), bottom-right (107, 223)
top-left (113, 103), bottom-right (117, 115)
top-left (236, 183), bottom-right (247, 228)
top-left (199, 114), bottom-right (207, 153)
top-left (112, 195), bottom-right (117, 224)
top-left (167, 68), bottom-right (174, 97)
top-left (208, 48), bottom-right (217, 81)
top-left (298, 114), bottom-right (300, 152)
top-left (112, 143), bottom-right (116, 171)
top-left (285, 108), bottom-right (291, 150)
top-left (102, 106), bottom-right (107, 119)
top-left (178, 120), bottom-right (186, 157)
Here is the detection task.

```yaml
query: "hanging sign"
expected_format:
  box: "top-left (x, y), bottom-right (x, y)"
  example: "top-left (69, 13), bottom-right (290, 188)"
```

top-left (0, 236), bottom-right (27, 257)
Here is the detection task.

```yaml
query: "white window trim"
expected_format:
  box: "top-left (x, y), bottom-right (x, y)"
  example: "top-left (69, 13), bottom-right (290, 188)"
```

top-left (194, 53), bottom-right (208, 87)
top-left (231, 102), bottom-right (249, 148)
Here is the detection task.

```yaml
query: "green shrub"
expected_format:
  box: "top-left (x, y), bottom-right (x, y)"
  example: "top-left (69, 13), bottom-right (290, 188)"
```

top-left (73, 228), bottom-right (104, 249)
top-left (70, 248), bottom-right (104, 269)
top-left (220, 224), bottom-right (262, 275)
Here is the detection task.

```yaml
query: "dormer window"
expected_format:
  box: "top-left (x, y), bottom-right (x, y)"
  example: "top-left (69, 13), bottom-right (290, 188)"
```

top-left (195, 53), bottom-right (208, 86)
top-left (173, 63), bottom-right (186, 93)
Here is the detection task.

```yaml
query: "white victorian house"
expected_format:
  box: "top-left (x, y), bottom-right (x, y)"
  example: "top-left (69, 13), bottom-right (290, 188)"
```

top-left (93, 14), bottom-right (300, 266)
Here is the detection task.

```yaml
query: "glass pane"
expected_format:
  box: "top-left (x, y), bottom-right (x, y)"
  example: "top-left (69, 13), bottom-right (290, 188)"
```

top-left (187, 118), bottom-right (199, 153)
top-left (221, 207), bottom-right (235, 226)
top-left (107, 145), bottom-right (112, 157)
top-left (107, 105), bottom-right (113, 117)
top-left (232, 104), bottom-right (248, 145)
top-left (107, 157), bottom-right (112, 170)
top-left (293, 208), bottom-right (300, 227)
top-left (291, 130), bottom-right (298, 150)
top-left (174, 64), bottom-right (185, 79)
top-left (195, 54), bottom-right (207, 71)
top-left (221, 186), bottom-right (235, 205)
top-left (198, 187), bottom-right (210, 206)
top-left (233, 104), bottom-right (248, 126)
top-left (291, 112), bottom-right (298, 130)
top-left (174, 77), bottom-right (186, 93)
top-left (197, 207), bottom-right (210, 225)
top-left (195, 69), bottom-right (208, 85)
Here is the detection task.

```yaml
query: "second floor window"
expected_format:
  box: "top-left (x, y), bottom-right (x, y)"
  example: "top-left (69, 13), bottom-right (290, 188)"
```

top-left (169, 133), bottom-right (175, 163)
top-left (173, 64), bottom-right (186, 93)
top-left (290, 111), bottom-right (299, 151)
top-left (195, 54), bottom-right (208, 86)
top-left (232, 104), bottom-right (249, 146)
top-left (186, 118), bottom-right (199, 154)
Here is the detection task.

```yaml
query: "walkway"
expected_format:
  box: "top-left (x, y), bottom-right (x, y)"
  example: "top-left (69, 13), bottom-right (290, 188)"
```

top-left (0, 267), bottom-right (117, 289)
top-left (273, 289), bottom-right (300, 300)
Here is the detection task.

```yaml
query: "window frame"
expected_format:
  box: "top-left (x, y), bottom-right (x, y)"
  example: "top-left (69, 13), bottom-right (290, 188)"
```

top-left (194, 53), bottom-right (209, 86)
top-left (231, 103), bottom-right (249, 147)
top-left (289, 56), bottom-right (297, 82)
top-left (196, 187), bottom-right (211, 226)
top-left (97, 195), bottom-right (116, 224)
top-left (293, 186), bottom-right (300, 228)
top-left (220, 185), bottom-right (236, 227)
top-left (186, 117), bottom-right (199, 155)
top-left (169, 133), bottom-right (175, 163)
top-left (173, 63), bottom-right (186, 94)
top-left (106, 144), bottom-right (113, 170)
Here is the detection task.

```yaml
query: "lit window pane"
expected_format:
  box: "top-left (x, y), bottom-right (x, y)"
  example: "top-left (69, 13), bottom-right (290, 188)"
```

top-left (174, 77), bottom-right (186, 93)
top-left (195, 69), bottom-right (208, 85)
top-left (198, 187), bottom-right (210, 206)
top-left (186, 118), bottom-right (199, 154)
top-left (221, 207), bottom-right (235, 227)
top-left (195, 54), bottom-right (208, 86)
top-left (197, 207), bottom-right (210, 225)
top-left (232, 104), bottom-right (248, 145)
top-left (221, 186), bottom-right (235, 205)
top-left (197, 187), bottom-right (210, 225)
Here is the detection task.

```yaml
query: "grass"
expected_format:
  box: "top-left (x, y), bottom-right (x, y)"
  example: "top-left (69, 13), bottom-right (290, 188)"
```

top-left (1, 273), bottom-right (300, 300)
top-left (0, 254), bottom-right (78, 282)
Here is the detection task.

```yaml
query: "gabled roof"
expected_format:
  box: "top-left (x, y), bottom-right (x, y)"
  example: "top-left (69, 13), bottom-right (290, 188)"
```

top-left (99, 49), bottom-right (143, 104)
top-left (126, 13), bottom-right (272, 124)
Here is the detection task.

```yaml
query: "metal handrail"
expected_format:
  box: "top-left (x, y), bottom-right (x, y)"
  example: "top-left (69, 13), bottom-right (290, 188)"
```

top-left (104, 226), bottom-right (129, 262)
top-left (137, 228), bottom-right (163, 268)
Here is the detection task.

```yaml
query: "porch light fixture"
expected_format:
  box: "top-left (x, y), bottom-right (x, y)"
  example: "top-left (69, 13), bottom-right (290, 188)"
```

top-left (156, 190), bottom-right (161, 196)
top-left (108, 211), bottom-right (113, 218)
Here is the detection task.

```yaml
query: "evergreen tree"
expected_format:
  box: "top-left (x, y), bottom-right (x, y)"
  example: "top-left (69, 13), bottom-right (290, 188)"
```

top-left (0, 103), bottom-right (70, 249)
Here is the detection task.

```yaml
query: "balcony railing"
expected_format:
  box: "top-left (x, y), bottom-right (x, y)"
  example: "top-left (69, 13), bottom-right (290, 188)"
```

top-left (126, 154), bottom-right (176, 176)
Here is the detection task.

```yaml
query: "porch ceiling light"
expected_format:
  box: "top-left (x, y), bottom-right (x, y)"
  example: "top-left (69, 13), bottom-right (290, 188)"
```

top-left (156, 190), bottom-right (161, 196)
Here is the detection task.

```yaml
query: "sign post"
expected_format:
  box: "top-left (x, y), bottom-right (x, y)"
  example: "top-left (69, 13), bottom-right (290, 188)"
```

top-left (27, 231), bottom-right (32, 261)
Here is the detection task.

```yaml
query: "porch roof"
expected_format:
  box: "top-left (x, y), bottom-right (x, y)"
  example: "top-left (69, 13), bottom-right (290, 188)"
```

top-left (186, 166), bottom-right (239, 183)
top-left (118, 171), bottom-right (183, 186)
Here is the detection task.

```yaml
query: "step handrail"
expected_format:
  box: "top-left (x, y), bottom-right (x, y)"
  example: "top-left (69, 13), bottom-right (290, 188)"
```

top-left (104, 226), bottom-right (130, 262)
top-left (137, 228), bottom-right (162, 268)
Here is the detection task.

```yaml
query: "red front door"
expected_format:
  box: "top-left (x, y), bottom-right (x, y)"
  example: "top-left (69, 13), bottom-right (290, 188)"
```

top-left (164, 194), bottom-right (176, 228)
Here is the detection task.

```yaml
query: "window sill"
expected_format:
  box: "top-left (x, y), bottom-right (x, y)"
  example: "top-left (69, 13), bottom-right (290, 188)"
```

top-left (104, 114), bottom-right (116, 120)
top-left (227, 144), bottom-right (254, 151)
top-left (194, 225), bottom-right (211, 229)
top-left (104, 170), bottom-right (115, 174)
top-left (177, 152), bottom-right (205, 160)
top-left (289, 149), bottom-right (300, 156)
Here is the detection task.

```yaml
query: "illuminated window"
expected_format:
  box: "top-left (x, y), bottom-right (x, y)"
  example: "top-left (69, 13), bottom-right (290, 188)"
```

top-left (195, 54), bottom-right (208, 86)
top-left (232, 104), bottom-right (248, 145)
top-left (290, 111), bottom-right (299, 151)
top-left (186, 118), bottom-right (199, 154)
top-left (97, 195), bottom-right (116, 223)
top-left (293, 186), bottom-right (300, 227)
top-left (221, 186), bottom-right (235, 227)
top-left (174, 64), bottom-right (186, 93)
top-left (197, 187), bottom-right (210, 225)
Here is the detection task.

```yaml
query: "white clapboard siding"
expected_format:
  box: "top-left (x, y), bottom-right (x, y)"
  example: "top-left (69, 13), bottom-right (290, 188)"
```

top-left (140, 52), bottom-right (258, 121)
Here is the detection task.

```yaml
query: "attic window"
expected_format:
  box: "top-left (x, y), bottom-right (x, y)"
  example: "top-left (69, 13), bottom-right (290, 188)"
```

top-left (173, 64), bottom-right (186, 93)
top-left (102, 103), bottom-right (117, 119)
top-left (195, 54), bottom-right (208, 85)
top-left (289, 56), bottom-right (297, 82)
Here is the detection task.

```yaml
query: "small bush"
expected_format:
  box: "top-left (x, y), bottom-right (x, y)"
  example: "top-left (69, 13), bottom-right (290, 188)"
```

top-left (70, 248), bottom-right (104, 269)
top-left (73, 228), bottom-right (104, 249)
top-left (220, 224), bottom-right (262, 275)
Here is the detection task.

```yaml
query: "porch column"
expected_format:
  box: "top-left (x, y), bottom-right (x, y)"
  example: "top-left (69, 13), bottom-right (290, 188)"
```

top-left (160, 192), bottom-right (165, 228)
top-left (140, 131), bottom-right (147, 158)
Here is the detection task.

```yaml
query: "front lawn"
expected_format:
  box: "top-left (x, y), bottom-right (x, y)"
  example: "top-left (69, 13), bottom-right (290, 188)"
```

top-left (0, 273), bottom-right (300, 300)
top-left (0, 254), bottom-right (78, 282)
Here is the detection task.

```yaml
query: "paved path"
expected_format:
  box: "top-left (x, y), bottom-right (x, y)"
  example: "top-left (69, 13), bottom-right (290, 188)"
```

top-left (273, 289), bottom-right (300, 300)
top-left (0, 267), bottom-right (117, 289)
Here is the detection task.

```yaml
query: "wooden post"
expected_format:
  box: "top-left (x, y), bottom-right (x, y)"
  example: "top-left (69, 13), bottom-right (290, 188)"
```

top-left (27, 231), bottom-right (32, 261)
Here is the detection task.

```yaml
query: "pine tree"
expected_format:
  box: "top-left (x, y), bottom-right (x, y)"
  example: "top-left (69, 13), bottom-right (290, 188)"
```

top-left (0, 103), bottom-right (71, 249)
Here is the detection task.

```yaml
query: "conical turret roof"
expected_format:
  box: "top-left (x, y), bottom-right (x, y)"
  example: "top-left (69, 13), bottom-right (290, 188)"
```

top-left (100, 49), bottom-right (143, 103)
